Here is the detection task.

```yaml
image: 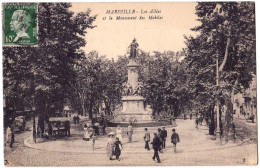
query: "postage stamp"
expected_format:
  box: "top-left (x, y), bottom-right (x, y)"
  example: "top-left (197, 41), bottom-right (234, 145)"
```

top-left (3, 3), bottom-right (37, 46)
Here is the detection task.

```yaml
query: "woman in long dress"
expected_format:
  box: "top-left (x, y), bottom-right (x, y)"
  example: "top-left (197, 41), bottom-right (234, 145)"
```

top-left (116, 126), bottom-right (123, 142)
top-left (106, 132), bottom-right (115, 160)
top-left (83, 124), bottom-right (90, 141)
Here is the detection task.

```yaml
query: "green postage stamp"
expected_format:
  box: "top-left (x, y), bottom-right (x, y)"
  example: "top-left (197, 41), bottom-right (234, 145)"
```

top-left (3, 3), bottom-right (37, 46)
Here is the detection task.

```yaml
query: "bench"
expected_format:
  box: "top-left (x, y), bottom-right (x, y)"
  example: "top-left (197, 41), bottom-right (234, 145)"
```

top-left (53, 128), bottom-right (67, 136)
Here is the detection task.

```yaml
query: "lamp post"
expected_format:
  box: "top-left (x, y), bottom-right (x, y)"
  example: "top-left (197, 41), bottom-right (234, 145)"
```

top-left (215, 52), bottom-right (220, 133)
top-left (210, 30), bottom-right (220, 134)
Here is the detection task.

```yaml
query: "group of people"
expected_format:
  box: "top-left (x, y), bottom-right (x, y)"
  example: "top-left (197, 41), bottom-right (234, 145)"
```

top-left (73, 115), bottom-right (80, 124)
top-left (144, 127), bottom-right (180, 163)
top-left (94, 117), bottom-right (107, 135)
top-left (44, 120), bottom-right (71, 139)
top-left (104, 123), bottom-right (134, 161)
top-left (111, 124), bottom-right (133, 144)
top-left (106, 132), bottom-right (123, 161)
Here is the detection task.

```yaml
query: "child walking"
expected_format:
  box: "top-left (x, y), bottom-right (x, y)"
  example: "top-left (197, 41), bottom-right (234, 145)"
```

top-left (114, 137), bottom-right (123, 161)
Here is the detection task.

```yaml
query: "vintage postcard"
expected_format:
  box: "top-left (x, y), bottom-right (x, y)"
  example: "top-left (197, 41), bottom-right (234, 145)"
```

top-left (2, 2), bottom-right (257, 166)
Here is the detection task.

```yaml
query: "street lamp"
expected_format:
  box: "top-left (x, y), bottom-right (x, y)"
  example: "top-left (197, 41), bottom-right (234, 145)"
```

top-left (210, 30), bottom-right (220, 134)
top-left (215, 52), bottom-right (220, 133)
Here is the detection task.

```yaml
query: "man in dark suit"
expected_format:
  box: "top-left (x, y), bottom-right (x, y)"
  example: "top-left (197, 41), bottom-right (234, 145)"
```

top-left (161, 127), bottom-right (167, 149)
top-left (65, 121), bottom-right (70, 137)
top-left (171, 129), bottom-right (180, 153)
top-left (151, 133), bottom-right (161, 163)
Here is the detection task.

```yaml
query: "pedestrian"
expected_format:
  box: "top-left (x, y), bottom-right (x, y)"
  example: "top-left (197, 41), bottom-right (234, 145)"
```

top-left (195, 112), bottom-right (198, 118)
top-left (172, 118), bottom-right (177, 127)
top-left (157, 128), bottom-right (163, 151)
top-left (220, 122), bottom-right (223, 139)
top-left (171, 129), bottom-right (180, 153)
top-left (161, 127), bottom-right (167, 149)
top-left (48, 123), bottom-right (53, 139)
top-left (190, 112), bottom-right (192, 120)
top-left (5, 125), bottom-right (11, 147)
top-left (102, 119), bottom-right (107, 135)
top-left (106, 132), bottom-right (115, 160)
top-left (151, 132), bottom-right (161, 163)
top-left (205, 116), bottom-right (209, 125)
top-left (83, 124), bottom-right (90, 141)
top-left (73, 115), bottom-right (76, 124)
top-left (9, 124), bottom-right (15, 148)
top-left (65, 121), bottom-right (70, 137)
top-left (232, 122), bottom-right (237, 140)
top-left (94, 122), bottom-right (100, 135)
top-left (127, 123), bottom-right (133, 143)
top-left (76, 115), bottom-right (80, 124)
top-left (199, 115), bottom-right (203, 125)
top-left (114, 137), bottom-right (123, 161)
top-left (116, 126), bottom-right (123, 142)
top-left (195, 116), bottom-right (199, 128)
top-left (143, 128), bottom-right (150, 150)
top-left (90, 125), bottom-right (96, 150)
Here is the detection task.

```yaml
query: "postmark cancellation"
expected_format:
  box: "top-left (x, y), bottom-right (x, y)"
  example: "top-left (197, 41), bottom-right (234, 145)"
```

top-left (3, 3), bottom-right (37, 46)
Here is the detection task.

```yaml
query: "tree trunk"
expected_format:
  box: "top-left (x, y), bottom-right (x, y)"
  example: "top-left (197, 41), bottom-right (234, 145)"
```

top-left (89, 98), bottom-right (94, 120)
top-left (104, 101), bottom-right (111, 115)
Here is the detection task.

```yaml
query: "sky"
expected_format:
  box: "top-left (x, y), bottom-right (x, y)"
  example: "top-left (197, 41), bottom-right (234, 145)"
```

top-left (70, 2), bottom-right (200, 60)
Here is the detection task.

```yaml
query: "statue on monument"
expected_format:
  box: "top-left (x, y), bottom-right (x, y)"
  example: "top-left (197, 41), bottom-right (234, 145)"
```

top-left (129, 38), bottom-right (139, 59)
top-left (133, 82), bottom-right (143, 96)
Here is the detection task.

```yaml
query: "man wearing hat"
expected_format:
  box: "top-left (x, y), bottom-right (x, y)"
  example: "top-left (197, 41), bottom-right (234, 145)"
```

top-left (143, 128), bottom-right (150, 150)
top-left (171, 129), bottom-right (180, 153)
top-left (151, 132), bottom-right (161, 163)
top-left (157, 128), bottom-right (163, 149)
top-left (161, 127), bottom-right (167, 149)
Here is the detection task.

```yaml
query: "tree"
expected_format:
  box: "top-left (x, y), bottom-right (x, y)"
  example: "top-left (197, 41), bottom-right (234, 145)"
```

top-left (182, 2), bottom-right (255, 135)
top-left (3, 3), bottom-right (96, 132)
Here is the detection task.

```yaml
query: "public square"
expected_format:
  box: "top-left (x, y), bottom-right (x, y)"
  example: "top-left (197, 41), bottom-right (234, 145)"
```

top-left (4, 116), bottom-right (257, 166)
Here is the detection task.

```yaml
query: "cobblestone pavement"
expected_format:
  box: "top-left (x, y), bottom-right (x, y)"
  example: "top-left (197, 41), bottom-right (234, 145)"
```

top-left (4, 118), bottom-right (257, 166)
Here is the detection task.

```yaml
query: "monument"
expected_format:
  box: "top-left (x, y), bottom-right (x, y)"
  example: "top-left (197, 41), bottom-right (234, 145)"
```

top-left (113, 39), bottom-right (154, 123)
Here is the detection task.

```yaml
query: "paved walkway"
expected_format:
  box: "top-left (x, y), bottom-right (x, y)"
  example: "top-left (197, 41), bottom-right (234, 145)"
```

top-left (4, 118), bottom-right (257, 166)
top-left (24, 118), bottom-right (252, 154)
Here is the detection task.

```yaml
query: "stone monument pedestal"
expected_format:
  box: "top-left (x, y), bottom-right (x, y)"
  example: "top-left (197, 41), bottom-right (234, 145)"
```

top-left (113, 96), bottom-right (153, 122)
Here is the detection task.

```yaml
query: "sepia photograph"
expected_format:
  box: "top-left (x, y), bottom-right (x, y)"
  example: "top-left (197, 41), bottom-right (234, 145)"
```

top-left (2, 1), bottom-right (257, 166)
